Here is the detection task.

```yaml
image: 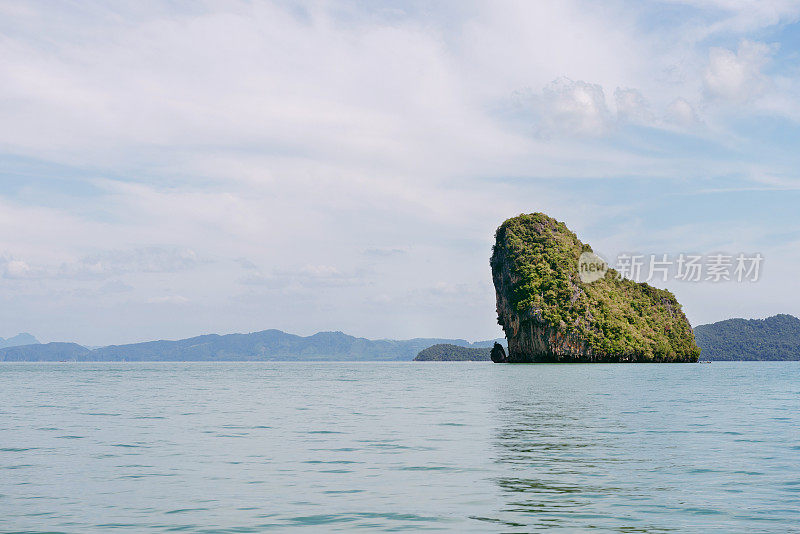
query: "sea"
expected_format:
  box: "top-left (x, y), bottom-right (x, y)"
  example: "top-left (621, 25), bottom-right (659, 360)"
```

top-left (1, 361), bottom-right (798, 533)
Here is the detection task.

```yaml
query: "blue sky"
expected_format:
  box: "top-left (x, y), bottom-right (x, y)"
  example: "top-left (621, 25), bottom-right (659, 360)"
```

top-left (1, 0), bottom-right (800, 345)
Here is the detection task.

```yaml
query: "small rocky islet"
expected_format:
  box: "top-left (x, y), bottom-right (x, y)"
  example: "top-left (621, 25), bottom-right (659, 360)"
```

top-left (414, 344), bottom-right (492, 361)
top-left (490, 213), bottom-right (700, 363)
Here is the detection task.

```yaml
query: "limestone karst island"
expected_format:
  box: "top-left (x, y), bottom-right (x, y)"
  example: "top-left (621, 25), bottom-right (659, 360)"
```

top-left (490, 213), bottom-right (700, 363)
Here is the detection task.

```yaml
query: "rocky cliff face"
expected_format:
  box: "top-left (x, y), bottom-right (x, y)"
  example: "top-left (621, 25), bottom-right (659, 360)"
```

top-left (491, 213), bottom-right (700, 363)
top-left (490, 342), bottom-right (507, 363)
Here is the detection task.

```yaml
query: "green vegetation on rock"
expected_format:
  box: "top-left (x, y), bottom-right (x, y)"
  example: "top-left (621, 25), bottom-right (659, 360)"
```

top-left (414, 344), bottom-right (492, 361)
top-left (694, 314), bottom-right (800, 360)
top-left (491, 213), bottom-right (700, 362)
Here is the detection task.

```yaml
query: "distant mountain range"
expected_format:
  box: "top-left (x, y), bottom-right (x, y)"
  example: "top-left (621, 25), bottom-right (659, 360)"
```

top-left (0, 330), bottom-right (505, 362)
top-left (0, 333), bottom-right (39, 349)
top-left (694, 314), bottom-right (800, 361)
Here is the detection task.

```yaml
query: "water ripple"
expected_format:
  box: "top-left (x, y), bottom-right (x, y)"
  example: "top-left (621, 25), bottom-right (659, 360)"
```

top-left (1, 361), bottom-right (798, 532)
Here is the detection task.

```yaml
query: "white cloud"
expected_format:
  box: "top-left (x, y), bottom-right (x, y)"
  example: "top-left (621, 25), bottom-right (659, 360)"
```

top-left (663, 0), bottom-right (800, 34)
top-left (363, 247), bottom-right (408, 257)
top-left (299, 264), bottom-right (342, 278)
top-left (61, 247), bottom-right (200, 279)
top-left (98, 279), bottom-right (134, 294)
top-left (239, 264), bottom-right (365, 290)
top-left (146, 295), bottom-right (190, 304)
top-left (0, 247), bottom-right (200, 281)
top-left (2, 258), bottom-right (36, 279)
top-left (0, 1), bottom-right (799, 344)
top-left (704, 40), bottom-right (775, 102)
top-left (535, 78), bottom-right (612, 136)
top-left (666, 97), bottom-right (701, 126)
top-left (615, 88), bottom-right (654, 124)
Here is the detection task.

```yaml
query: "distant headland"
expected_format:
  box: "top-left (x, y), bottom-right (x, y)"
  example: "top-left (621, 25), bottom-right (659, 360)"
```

top-left (414, 344), bottom-right (492, 361)
top-left (694, 314), bottom-right (800, 361)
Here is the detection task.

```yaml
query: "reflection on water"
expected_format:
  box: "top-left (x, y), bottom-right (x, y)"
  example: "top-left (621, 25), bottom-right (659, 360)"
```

top-left (486, 363), bottom-right (800, 532)
top-left (1, 362), bottom-right (798, 532)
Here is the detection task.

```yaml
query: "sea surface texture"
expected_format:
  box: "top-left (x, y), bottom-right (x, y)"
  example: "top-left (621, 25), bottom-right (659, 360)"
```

top-left (1, 362), bottom-right (798, 532)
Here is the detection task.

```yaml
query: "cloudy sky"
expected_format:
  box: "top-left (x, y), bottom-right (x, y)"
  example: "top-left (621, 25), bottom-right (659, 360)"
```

top-left (2, 0), bottom-right (800, 345)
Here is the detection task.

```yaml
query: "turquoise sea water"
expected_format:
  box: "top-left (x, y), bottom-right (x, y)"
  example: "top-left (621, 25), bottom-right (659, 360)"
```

top-left (1, 362), bottom-right (798, 532)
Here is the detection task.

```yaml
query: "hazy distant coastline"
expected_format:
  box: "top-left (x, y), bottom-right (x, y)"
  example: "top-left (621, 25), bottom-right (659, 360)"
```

top-left (0, 330), bottom-right (505, 362)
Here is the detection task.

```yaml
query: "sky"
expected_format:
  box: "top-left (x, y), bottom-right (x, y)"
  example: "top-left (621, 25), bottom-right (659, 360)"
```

top-left (2, 0), bottom-right (800, 345)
